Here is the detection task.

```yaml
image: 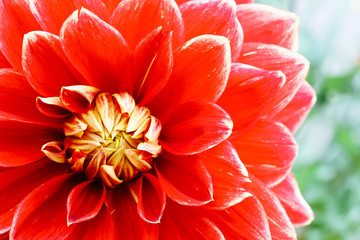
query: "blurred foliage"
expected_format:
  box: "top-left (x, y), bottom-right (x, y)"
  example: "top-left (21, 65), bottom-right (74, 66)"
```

top-left (256, 0), bottom-right (360, 239)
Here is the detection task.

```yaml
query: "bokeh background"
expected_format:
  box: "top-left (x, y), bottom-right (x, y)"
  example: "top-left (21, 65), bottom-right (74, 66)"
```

top-left (256, 0), bottom-right (360, 239)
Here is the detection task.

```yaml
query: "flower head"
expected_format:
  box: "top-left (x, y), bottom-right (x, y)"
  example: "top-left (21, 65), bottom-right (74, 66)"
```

top-left (0, 0), bottom-right (315, 239)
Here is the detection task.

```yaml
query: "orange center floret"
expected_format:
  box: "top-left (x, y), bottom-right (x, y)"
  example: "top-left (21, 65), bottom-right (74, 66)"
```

top-left (43, 92), bottom-right (162, 188)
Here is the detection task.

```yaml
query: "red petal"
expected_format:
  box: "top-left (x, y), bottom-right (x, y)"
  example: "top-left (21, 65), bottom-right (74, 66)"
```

top-left (28, 0), bottom-right (76, 34)
top-left (102, 0), bottom-right (122, 13)
top-left (0, 0), bottom-right (41, 70)
top-left (180, 0), bottom-right (243, 61)
top-left (155, 151), bottom-right (213, 206)
top-left (237, 3), bottom-right (299, 51)
top-left (160, 101), bottom-right (233, 155)
top-left (149, 35), bottom-right (231, 122)
top-left (209, 197), bottom-right (271, 240)
top-left (73, 0), bottom-right (110, 21)
top-left (200, 141), bottom-right (251, 209)
top-left (238, 43), bottom-right (310, 117)
top-left (271, 173), bottom-right (314, 227)
top-left (110, 0), bottom-right (185, 49)
top-left (0, 52), bottom-right (10, 68)
top-left (132, 28), bottom-right (173, 105)
top-left (230, 120), bottom-right (297, 186)
top-left (0, 159), bottom-right (68, 234)
top-left (0, 118), bottom-right (62, 167)
top-left (60, 8), bottom-right (131, 93)
top-left (128, 174), bottom-right (166, 223)
top-left (107, 184), bottom-right (159, 240)
top-left (60, 85), bottom-right (100, 113)
top-left (22, 31), bottom-right (85, 97)
top-left (217, 63), bottom-right (285, 133)
top-left (36, 97), bottom-right (71, 118)
top-left (67, 180), bottom-right (106, 225)
top-left (247, 175), bottom-right (297, 240)
top-left (0, 69), bottom-right (65, 128)
top-left (10, 174), bottom-right (83, 240)
top-left (159, 201), bottom-right (225, 240)
top-left (273, 81), bottom-right (316, 133)
top-left (66, 205), bottom-right (114, 240)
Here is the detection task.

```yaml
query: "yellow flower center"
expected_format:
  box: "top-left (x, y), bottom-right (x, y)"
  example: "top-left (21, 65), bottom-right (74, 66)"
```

top-left (42, 92), bottom-right (162, 187)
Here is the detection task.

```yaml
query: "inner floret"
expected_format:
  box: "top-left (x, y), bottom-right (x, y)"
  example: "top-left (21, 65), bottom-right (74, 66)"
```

top-left (42, 92), bottom-right (162, 187)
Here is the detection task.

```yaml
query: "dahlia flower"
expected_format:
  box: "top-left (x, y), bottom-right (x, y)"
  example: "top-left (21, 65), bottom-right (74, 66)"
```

top-left (0, 0), bottom-right (315, 239)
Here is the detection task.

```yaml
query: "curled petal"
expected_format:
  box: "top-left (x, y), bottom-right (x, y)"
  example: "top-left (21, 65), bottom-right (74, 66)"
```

top-left (95, 92), bottom-right (116, 133)
top-left (127, 106), bottom-right (150, 133)
top-left (60, 8), bottom-right (131, 93)
top-left (128, 174), bottom-right (166, 224)
top-left (144, 116), bottom-right (162, 142)
top-left (85, 147), bottom-right (106, 179)
top-left (273, 81), bottom-right (316, 133)
top-left (100, 165), bottom-right (123, 188)
top-left (237, 3), bottom-right (299, 50)
top-left (60, 85), bottom-right (100, 113)
top-left (67, 180), bottom-right (106, 225)
top-left (180, 0), bottom-right (243, 60)
top-left (0, 118), bottom-right (62, 167)
top-left (36, 97), bottom-right (71, 118)
top-left (110, 0), bottom-right (185, 49)
top-left (160, 101), bottom-right (233, 155)
top-left (237, 43), bottom-right (310, 117)
top-left (41, 141), bottom-right (68, 163)
top-left (0, 69), bottom-right (65, 128)
top-left (271, 173), bottom-right (314, 227)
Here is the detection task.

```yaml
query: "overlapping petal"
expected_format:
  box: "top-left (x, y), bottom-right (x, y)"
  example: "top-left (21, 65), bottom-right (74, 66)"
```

top-left (0, 159), bottom-right (68, 234)
top-left (230, 120), bottom-right (298, 186)
top-left (273, 81), bottom-right (316, 133)
top-left (271, 173), bottom-right (314, 227)
top-left (237, 3), bottom-right (299, 51)
top-left (237, 43), bottom-right (310, 117)
top-left (180, 0), bottom-right (243, 60)
top-left (149, 34), bottom-right (231, 121)
top-left (60, 8), bottom-right (131, 93)
top-left (160, 101), bottom-right (233, 155)
top-left (110, 0), bottom-right (185, 49)
top-left (218, 63), bottom-right (285, 133)
top-left (10, 174), bottom-right (83, 240)
top-left (0, 0), bottom-right (40, 70)
top-left (22, 31), bottom-right (85, 97)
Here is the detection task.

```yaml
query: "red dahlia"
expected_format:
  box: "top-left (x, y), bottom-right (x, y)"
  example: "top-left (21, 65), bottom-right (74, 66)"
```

top-left (0, 0), bottom-right (315, 239)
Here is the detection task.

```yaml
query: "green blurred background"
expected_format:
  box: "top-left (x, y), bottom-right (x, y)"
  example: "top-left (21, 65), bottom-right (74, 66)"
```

top-left (256, 1), bottom-right (360, 239)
